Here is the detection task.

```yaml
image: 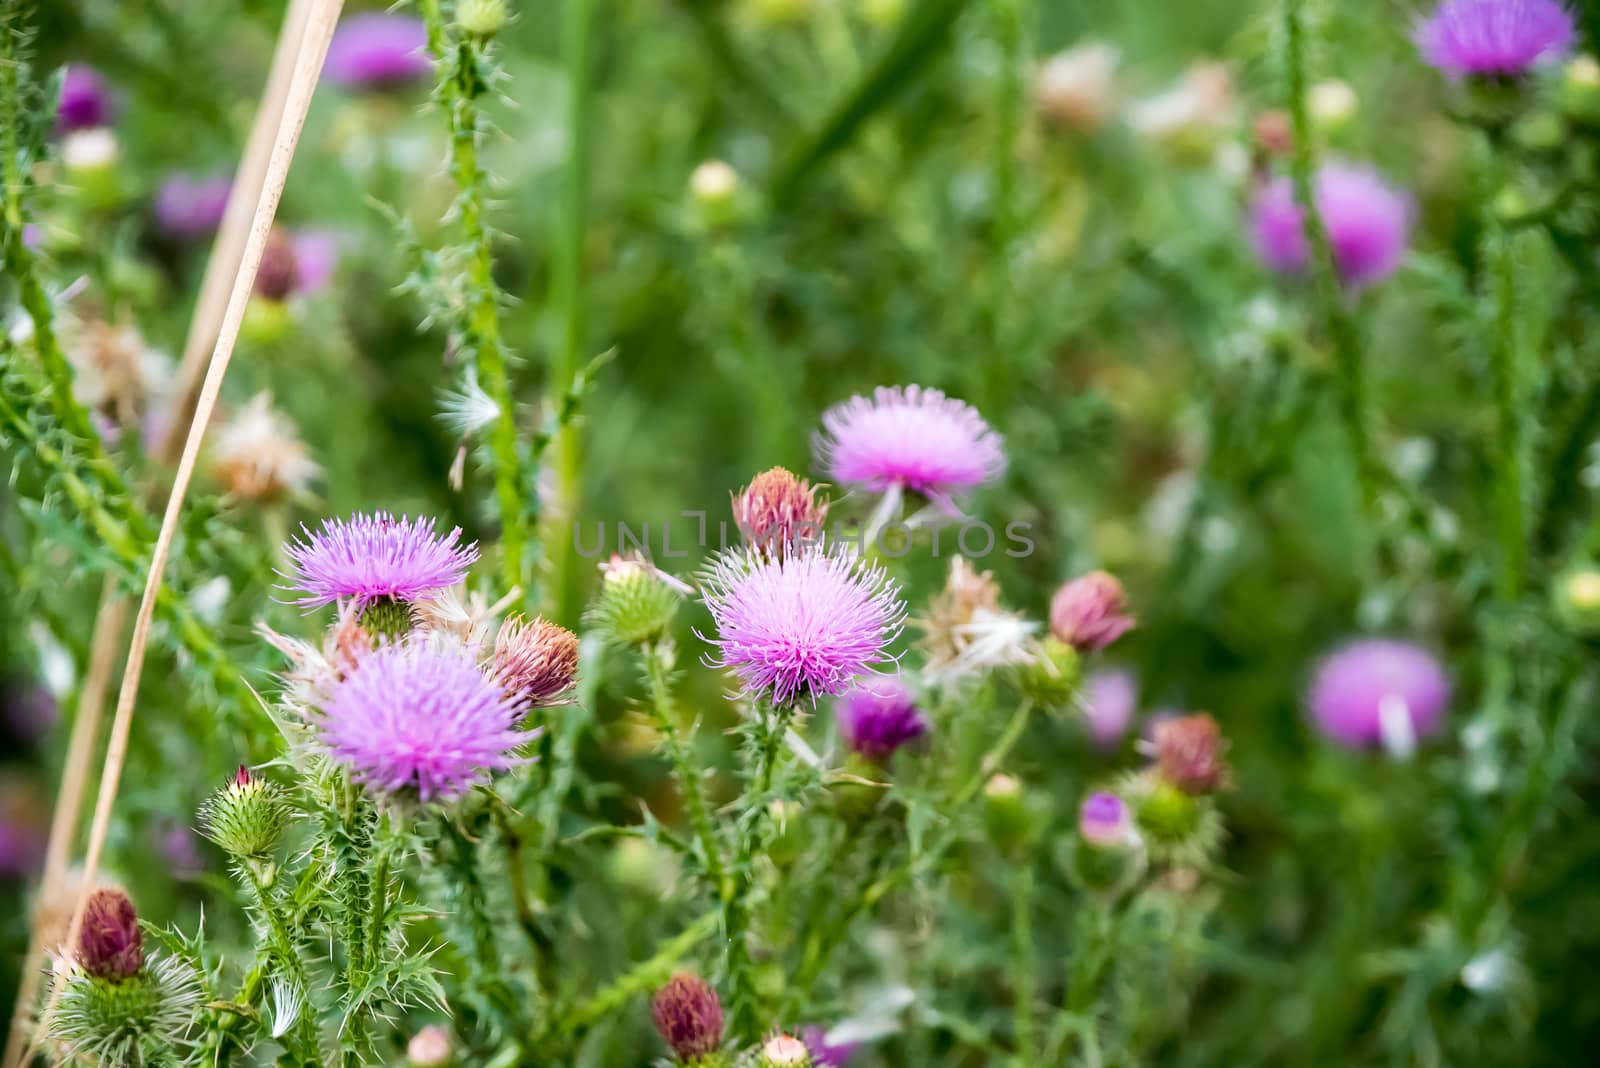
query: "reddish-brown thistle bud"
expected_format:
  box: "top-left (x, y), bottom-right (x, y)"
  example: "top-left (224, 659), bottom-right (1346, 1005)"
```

top-left (732, 467), bottom-right (829, 556)
top-left (1153, 713), bottom-right (1229, 796)
top-left (494, 615), bottom-right (580, 707)
top-left (651, 972), bottom-right (724, 1060)
top-left (75, 888), bottom-right (143, 980)
top-left (1049, 571), bottom-right (1135, 652)
top-left (253, 227), bottom-right (300, 302)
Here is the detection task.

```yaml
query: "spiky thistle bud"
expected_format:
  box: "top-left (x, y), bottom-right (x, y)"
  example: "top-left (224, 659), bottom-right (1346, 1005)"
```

top-left (456, 0), bottom-right (508, 38)
top-left (1019, 637), bottom-right (1080, 706)
top-left (760, 1033), bottom-right (813, 1067)
top-left (1152, 713), bottom-right (1228, 795)
top-left (494, 615), bottom-right (580, 706)
top-left (733, 467), bottom-right (829, 556)
top-left (200, 766), bottom-right (291, 859)
top-left (587, 555), bottom-right (681, 646)
top-left (1049, 571), bottom-right (1135, 652)
top-left (76, 889), bottom-right (142, 981)
top-left (408, 1025), bottom-right (454, 1067)
top-left (651, 973), bottom-right (725, 1063)
top-left (983, 773), bottom-right (1041, 854)
top-left (1069, 791), bottom-right (1144, 893)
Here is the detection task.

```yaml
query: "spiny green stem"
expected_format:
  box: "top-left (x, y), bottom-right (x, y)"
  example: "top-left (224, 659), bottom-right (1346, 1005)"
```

top-left (240, 861), bottom-right (320, 1062)
top-left (559, 909), bottom-right (721, 1036)
top-left (418, 0), bottom-right (526, 595)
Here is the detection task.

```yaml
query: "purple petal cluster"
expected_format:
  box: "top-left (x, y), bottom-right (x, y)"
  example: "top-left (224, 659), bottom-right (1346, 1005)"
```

top-left (281, 512), bottom-right (479, 609)
top-left (318, 641), bottom-right (527, 801)
top-left (325, 14), bottom-right (433, 89)
top-left (153, 173), bottom-right (232, 240)
top-left (1078, 791), bottom-right (1131, 848)
top-left (815, 385), bottom-right (1005, 507)
top-left (57, 66), bottom-right (114, 133)
top-left (837, 679), bottom-right (930, 762)
top-left (1308, 639), bottom-right (1451, 749)
top-left (1417, 0), bottom-right (1575, 78)
top-left (1251, 164), bottom-right (1411, 289)
top-left (700, 544), bottom-right (906, 705)
top-left (802, 1026), bottom-right (861, 1066)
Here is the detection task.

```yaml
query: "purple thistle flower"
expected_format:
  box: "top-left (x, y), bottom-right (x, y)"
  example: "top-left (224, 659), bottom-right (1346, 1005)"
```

top-left (1417, 0), bottom-right (1575, 78)
top-left (325, 14), bottom-right (433, 89)
top-left (1082, 669), bottom-right (1137, 750)
top-left (815, 385), bottom-right (1005, 511)
top-left (292, 229), bottom-right (342, 294)
top-left (1078, 791), bottom-right (1132, 848)
top-left (318, 641), bottom-right (528, 801)
top-left (280, 512), bottom-right (479, 609)
top-left (1308, 639), bottom-right (1451, 753)
top-left (1250, 164), bottom-right (1412, 289)
top-left (153, 172), bottom-right (232, 240)
top-left (700, 543), bottom-right (906, 705)
top-left (651, 973), bottom-right (724, 1060)
top-left (803, 1025), bottom-right (861, 1066)
top-left (837, 679), bottom-right (929, 762)
top-left (57, 66), bottom-right (114, 133)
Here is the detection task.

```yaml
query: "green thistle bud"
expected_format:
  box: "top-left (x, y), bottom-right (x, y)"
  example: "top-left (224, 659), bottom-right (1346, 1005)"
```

top-left (53, 956), bottom-right (200, 1065)
top-left (1124, 771), bottom-right (1224, 866)
top-left (586, 556), bottom-right (681, 645)
top-left (1018, 637), bottom-right (1080, 707)
top-left (1135, 777), bottom-right (1201, 844)
top-left (359, 596), bottom-right (416, 642)
top-left (828, 753), bottom-right (888, 822)
top-left (983, 773), bottom-right (1042, 854)
top-left (200, 767), bottom-right (291, 859)
top-left (456, 0), bottom-right (509, 39)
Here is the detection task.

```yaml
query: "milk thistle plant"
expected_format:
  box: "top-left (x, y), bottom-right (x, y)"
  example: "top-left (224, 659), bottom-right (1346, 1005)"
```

top-left (5, 0), bottom-right (1600, 1065)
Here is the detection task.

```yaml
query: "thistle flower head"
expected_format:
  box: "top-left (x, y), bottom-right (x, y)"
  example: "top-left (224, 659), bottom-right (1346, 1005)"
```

top-left (802, 1025), bottom-right (860, 1066)
top-left (917, 557), bottom-right (1038, 685)
top-left (651, 973), bottom-right (724, 1061)
top-left (211, 392), bottom-right (319, 502)
top-left (836, 679), bottom-right (929, 763)
top-left (1417, 0), bottom-right (1575, 78)
top-left (153, 172), bottom-right (231, 240)
top-left (407, 1025), bottom-right (453, 1067)
top-left (733, 467), bottom-right (830, 555)
top-left (316, 641), bottom-right (528, 801)
top-left (815, 385), bottom-right (1005, 509)
top-left (493, 615), bottom-right (580, 706)
top-left (253, 227), bottom-right (300, 301)
top-left (1081, 669), bottom-right (1137, 750)
top-left (53, 955), bottom-right (200, 1065)
top-left (1078, 791), bottom-right (1133, 848)
top-left (700, 543), bottom-right (906, 705)
top-left (1308, 639), bottom-right (1451, 753)
top-left (57, 66), bottom-right (114, 133)
top-left (1152, 713), bottom-right (1229, 795)
top-left (325, 14), bottom-right (433, 89)
top-left (76, 888), bottom-right (143, 980)
top-left (199, 765), bottom-right (291, 858)
top-left (1049, 571), bottom-right (1135, 652)
top-left (280, 512), bottom-right (478, 610)
top-left (761, 1033), bottom-right (813, 1067)
top-left (1250, 164), bottom-right (1412, 289)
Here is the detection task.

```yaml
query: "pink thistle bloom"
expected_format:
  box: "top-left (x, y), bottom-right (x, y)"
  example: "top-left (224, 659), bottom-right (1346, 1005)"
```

top-left (318, 641), bottom-right (528, 801)
top-left (291, 229), bottom-right (342, 294)
top-left (153, 172), bottom-right (232, 240)
top-left (1078, 791), bottom-right (1132, 848)
top-left (1250, 164), bottom-right (1411, 290)
top-left (1081, 669), bottom-right (1137, 750)
top-left (815, 385), bottom-right (1005, 512)
top-left (1417, 0), bottom-right (1575, 78)
top-left (651, 973), bottom-right (724, 1061)
top-left (1309, 639), bottom-right (1451, 755)
top-left (803, 1025), bottom-right (861, 1066)
top-left (280, 512), bottom-right (478, 609)
top-left (700, 543), bottom-right (906, 705)
top-left (325, 14), bottom-right (432, 89)
top-left (57, 66), bottom-right (115, 133)
top-left (1050, 571), bottom-right (1135, 652)
top-left (837, 679), bottom-right (929, 762)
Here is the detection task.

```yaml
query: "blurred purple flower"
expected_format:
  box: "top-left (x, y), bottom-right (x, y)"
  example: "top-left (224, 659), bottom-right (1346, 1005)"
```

top-left (155, 822), bottom-right (204, 876)
top-left (1250, 163), bottom-right (1411, 289)
top-left (319, 641), bottom-right (528, 801)
top-left (1417, 0), bottom-right (1575, 78)
top-left (279, 512), bottom-right (479, 609)
top-left (325, 14), bottom-right (433, 89)
top-left (700, 543), bottom-right (906, 705)
top-left (837, 679), bottom-right (930, 763)
top-left (816, 385), bottom-right (1005, 512)
top-left (1081, 669), bottom-right (1136, 750)
top-left (803, 1026), bottom-right (861, 1066)
top-left (3, 682), bottom-right (57, 742)
top-left (1309, 639), bottom-right (1451, 752)
top-left (154, 172), bottom-right (232, 240)
top-left (1078, 791), bottom-right (1132, 848)
top-left (57, 65), bottom-right (114, 132)
top-left (292, 229), bottom-right (342, 293)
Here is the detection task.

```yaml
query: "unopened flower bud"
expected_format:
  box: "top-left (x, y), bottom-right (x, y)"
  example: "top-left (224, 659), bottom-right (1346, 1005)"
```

top-left (689, 160), bottom-right (743, 229)
top-left (761, 1033), bottom-right (812, 1067)
top-left (1308, 79), bottom-right (1357, 131)
top-left (652, 973), bottom-right (725, 1062)
top-left (1019, 637), bottom-right (1080, 706)
top-left (408, 1025), bottom-right (454, 1067)
top-left (456, 0), bottom-right (508, 38)
top-left (200, 766), bottom-right (291, 859)
top-left (1078, 791), bottom-right (1132, 848)
top-left (494, 615), bottom-right (580, 706)
top-left (837, 681), bottom-right (928, 765)
top-left (1152, 713), bottom-right (1228, 795)
top-left (983, 773), bottom-right (1040, 853)
top-left (734, 467), bottom-right (829, 556)
top-left (76, 888), bottom-right (143, 980)
top-left (1049, 571), bottom-right (1134, 652)
top-left (61, 127), bottom-right (119, 176)
top-left (253, 227), bottom-right (300, 302)
top-left (588, 556), bottom-right (681, 645)
top-left (1133, 776), bottom-right (1202, 847)
top-left (1034, 43), bottom-right (1119, 132)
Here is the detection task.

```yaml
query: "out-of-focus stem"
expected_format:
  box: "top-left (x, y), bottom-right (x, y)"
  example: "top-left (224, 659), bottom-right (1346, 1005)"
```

top-left (1010, 863), bottom-right (1037, 1068)
top-left (1487, 228), bottom-right (1527, 600)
